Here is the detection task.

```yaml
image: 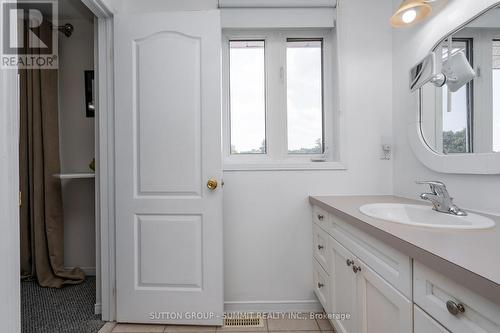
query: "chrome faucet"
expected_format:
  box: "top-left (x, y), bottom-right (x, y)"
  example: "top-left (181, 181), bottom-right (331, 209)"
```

top-left (416, 181), bottom-right (467, 216)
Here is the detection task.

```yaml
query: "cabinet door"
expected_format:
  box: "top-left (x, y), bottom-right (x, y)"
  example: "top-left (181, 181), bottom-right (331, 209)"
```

top-left (330, 237), bottom-right (358, 333)
top-left (414, 305), bottom-right (450, 333)
top-left (356, 259), bottom-right (412, 333)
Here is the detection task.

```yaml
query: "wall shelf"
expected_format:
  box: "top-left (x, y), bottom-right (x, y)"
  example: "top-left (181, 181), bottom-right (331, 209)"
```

top-left (52, 173), bottom-right (95, 180)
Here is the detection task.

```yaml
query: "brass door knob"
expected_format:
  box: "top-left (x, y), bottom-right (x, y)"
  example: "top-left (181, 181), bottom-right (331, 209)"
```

top-left (207, 178), bottom-right (218, 190)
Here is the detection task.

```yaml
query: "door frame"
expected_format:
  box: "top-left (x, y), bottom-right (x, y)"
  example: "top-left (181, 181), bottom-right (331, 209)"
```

top-left (80, 0), bottom-right (116, 322)
top-left (0, 39), bottom-right (21, 333)
top-left (0, 0), bottom-right (117, 330)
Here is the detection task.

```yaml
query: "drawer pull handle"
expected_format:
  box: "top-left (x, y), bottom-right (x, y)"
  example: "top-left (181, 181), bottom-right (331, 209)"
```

top-left (317, 282), bottom-right (324, 289)
top-left (446, 300), bottom-right (465, 316)
top-left (352, 265), bottom-right (361, 273)
top-left (346, 259), bottom-right (354, 267)
top-left (317, 245), bottom-right (324, 250)
top-left (317, 214), bottom-right (324, 221)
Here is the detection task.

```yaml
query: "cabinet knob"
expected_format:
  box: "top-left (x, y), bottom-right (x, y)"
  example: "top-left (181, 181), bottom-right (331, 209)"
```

top-left (317, 282), bottom-right (324, 289)
top-left (352, 265), bottom-right (361, 273)
top-left (317, 245), bottom-right (324, 250)
top-left (317, 214), bottom-right (324, 221)
top-left (446, 300), bottom-right (465, 316)
top-left (346, 259), bottom-right (354, 266)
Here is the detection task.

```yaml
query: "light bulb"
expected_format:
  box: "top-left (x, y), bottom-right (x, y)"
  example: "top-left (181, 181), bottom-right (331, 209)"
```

top-left (402, 9), bottom-right (417, 23)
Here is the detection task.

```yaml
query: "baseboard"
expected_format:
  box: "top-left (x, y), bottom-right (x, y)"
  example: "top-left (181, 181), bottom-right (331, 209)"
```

top-left (97, 322), bottom-right (115, 333)
top-left (224, 300), bottom-right (323, 313)
top-left (95, 302), bottom-right (102, 315)
top-left (64, 266), bottom-right (96, 276)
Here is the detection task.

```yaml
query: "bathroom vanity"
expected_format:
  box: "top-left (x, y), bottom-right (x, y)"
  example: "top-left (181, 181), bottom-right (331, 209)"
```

top-left (310, 195), bottom-right (500, 333)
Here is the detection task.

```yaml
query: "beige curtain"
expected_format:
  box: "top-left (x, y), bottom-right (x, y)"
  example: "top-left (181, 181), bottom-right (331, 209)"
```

top-left (19, 20), bottom-right (85, 288)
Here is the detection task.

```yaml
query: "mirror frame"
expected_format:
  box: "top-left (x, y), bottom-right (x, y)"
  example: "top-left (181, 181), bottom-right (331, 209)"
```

top-left (410, 1), bottom-right (500, 174)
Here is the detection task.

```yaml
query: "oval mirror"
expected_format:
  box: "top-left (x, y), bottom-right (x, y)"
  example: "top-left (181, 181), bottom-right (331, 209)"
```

top-left (419, 5), bottom-right (500, 155)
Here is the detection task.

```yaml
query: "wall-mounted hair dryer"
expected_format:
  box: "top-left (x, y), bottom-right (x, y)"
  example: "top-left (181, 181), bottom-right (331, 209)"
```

top-left (409, 50), bottom-right (476, 92)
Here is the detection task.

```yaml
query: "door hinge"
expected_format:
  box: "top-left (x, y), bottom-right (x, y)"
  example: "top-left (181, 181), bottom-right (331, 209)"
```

top-left (19, 191), bottom-right (22, 206)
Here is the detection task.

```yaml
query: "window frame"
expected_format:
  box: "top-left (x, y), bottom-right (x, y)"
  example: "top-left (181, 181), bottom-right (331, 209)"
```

top-left (455, 37), bottom-right (474, 154)
top-left (492, 37), bottom-right (500, 152)
top-left (222, 29), bottom-right (343, 171)
top-left (435, 37), bottom-right (474, 154)
top-left (454, 28), bottom-right (500, 153)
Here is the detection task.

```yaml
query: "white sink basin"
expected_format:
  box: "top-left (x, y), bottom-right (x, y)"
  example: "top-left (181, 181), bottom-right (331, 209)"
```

top-left (359, 203), bottom-right (495, 230)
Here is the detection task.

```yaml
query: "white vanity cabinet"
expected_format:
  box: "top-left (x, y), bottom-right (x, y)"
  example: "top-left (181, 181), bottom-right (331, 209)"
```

top-left (313, 209), bottom-right (412, 333)
top-left (311, 204), bottom-right (500, 333)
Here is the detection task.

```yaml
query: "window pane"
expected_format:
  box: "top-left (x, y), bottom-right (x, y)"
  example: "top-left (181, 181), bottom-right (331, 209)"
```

top-left (493, 40), bottom-right (500, 152)
top-left (442, 85), bottom-right (469, 153)
top-left (229, 40), bottom-right (266, 154)
top-left (286, 40), bottom-right (323, 154)
top-left (440, 40), bottom-right (472, 154)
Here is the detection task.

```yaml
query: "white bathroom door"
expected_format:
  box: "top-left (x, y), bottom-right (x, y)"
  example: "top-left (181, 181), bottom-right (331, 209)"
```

top-left (114, 10), bottom-right (223, 325)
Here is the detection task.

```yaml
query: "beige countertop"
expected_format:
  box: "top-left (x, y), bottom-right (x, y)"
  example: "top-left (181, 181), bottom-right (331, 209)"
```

top-left (309, 195), bottom-right (500, 305)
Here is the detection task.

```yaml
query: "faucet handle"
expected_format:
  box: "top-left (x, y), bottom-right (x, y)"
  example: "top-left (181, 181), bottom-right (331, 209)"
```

top-left (416, 181), bottom-right (452, 200)
top-left (416, 180), bottom-right (447, 193)
top-left (415, 180), bottom-right (446, 187)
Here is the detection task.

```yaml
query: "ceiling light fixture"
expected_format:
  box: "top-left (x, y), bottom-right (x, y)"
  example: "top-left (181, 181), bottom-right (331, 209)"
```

top-left (391, 0), bottom-right (433, 28)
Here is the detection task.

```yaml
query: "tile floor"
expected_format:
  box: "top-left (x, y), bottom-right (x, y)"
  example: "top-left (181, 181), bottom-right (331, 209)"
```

top-left (111, 315), bottom-right (335, 333)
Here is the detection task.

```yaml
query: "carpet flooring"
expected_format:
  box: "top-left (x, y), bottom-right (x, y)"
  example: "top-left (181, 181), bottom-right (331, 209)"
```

top-left (22, 277), bottom-right (105, 333)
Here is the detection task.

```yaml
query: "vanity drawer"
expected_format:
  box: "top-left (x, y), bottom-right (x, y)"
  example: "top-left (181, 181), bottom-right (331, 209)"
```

top-left (414, 261), bottom-right (500, 333)
top-left (313, 206), bottom-right (331, 231)
top-left (329, 212), bottom-right (412, 298)
top-left (313, 258), bottom-right (331, 312)
top-left (313, 224), bottom-right (332, 274)
top-left (414, 305), bottom-right (449, 333)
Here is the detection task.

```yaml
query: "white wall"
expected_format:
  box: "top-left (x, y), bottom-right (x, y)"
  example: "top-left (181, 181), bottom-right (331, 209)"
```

top-left (392, 0), bottom-right (500, 215)
top-left (58, 18), bottom-right (96, 273)
top-left (223, 0), bottom-right (394, 310)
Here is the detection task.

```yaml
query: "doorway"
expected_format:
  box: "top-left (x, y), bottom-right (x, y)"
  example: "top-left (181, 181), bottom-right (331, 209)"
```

top-left (17, 0), bottom-right (102, 332)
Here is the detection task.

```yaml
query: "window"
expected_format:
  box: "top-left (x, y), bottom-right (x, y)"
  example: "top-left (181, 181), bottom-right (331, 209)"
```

top-left (229, 41), bottom-right (266, 154)
top-left (427, 31), bottom-right (500, 154)
top-left (223, 30), bottom-right (338, 169)
top-left (286, 39), bottom-right (324, 154)
top-left (440, 38), bottom-right (473, 154)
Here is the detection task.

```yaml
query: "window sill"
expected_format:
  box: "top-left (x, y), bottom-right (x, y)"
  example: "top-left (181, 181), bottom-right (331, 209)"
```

top-left (223, 161), bottom-right (347, 171)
